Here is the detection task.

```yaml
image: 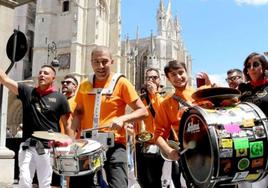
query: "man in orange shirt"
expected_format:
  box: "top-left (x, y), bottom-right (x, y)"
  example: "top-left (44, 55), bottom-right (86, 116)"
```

top-left (135, 68), bottom-right (164, 188)
top-left (59, 74), bottom-right (78, 134)
top-left (69, 45), bottom-right (148, 188)
top-left (154, 60), bottom-right (196, 187)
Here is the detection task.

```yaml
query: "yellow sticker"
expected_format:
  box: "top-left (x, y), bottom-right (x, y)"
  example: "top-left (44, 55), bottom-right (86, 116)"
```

top-left (92, 157), bottom-right (101, 168)
top-left (220, 139), bottom-right (233, 148)
top-left (245, 173), bottom-right (261, 181)
top-left (242, 119), bottom-right (254, 127)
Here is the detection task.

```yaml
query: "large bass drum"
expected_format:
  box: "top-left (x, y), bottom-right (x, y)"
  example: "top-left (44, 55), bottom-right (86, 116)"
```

top-left (179, 102), bottom-right (268, 188)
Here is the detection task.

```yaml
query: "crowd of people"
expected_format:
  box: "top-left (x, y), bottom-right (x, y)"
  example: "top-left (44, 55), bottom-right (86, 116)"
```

top-left (2, 47), bottom-right (268, 188)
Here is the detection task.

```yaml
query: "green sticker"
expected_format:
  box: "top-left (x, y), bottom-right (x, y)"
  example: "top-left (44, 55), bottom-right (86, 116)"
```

top-left (238, 158), bottom-right (250, 171)
top-left (233, 138), bottom-right (249, 150)
top-left (250, 141), bottom-right (263, 158)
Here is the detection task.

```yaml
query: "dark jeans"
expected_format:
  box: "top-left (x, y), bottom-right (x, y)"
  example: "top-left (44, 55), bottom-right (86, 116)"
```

top-left (136, 143), bottom-right (164, 188)
top-left (51, 172), bottom-right (63, 187)
top-left (69, 144), bottom-right (128, 188)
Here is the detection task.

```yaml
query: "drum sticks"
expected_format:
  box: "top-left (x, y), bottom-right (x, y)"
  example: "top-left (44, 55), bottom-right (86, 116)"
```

top-left (180, 140), bottom-right (196, 155)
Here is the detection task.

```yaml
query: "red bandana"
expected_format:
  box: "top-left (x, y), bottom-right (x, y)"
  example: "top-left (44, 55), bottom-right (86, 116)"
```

top-left (35, 86), bottom-right (56, 96)
top-left (250, 78), bottom-right (268, 88)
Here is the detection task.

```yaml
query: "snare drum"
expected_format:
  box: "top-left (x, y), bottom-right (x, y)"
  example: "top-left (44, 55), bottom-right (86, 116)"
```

top-left (179, 102), bottom-right (268, 188)
top-left (52, 139), bottom-right (106, 176)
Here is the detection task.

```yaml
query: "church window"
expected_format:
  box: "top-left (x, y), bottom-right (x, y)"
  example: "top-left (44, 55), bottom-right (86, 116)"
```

top-left (63, 0), bottom-right (70, 12)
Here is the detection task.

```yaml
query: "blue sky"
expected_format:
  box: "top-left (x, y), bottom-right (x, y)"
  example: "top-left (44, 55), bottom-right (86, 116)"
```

top-left (121, 0), bottom-right (268, 85)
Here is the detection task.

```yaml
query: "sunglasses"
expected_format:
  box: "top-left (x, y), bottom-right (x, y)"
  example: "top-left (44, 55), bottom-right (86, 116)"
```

top-left (246, 61), bottom-right (261, 69)
top-left (61, 80), bottom-right (75, 85)
top-left (225, 76), bottom-right (241, 82)
top-left (146, 76), bottom-right (159, 80)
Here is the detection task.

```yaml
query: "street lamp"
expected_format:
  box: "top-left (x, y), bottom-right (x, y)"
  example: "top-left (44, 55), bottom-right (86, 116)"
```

top-left (47, 41), bottom-right (60, 67)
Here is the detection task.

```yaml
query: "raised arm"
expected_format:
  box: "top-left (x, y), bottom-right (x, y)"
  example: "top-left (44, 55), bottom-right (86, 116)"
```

top-left (0, 68), bottom-right (18, 95)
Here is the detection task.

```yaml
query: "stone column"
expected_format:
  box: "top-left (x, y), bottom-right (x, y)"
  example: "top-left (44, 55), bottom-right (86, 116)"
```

top-left (0, 5), bottom-right (15, 187)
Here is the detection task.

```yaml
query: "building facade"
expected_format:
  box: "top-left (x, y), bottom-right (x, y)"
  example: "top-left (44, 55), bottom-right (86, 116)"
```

top-left (121, 0), bottom-right (192, 92)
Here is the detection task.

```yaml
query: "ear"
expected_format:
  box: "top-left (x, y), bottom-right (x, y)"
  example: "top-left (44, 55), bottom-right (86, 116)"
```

top-left (111, 59), bottom-right (114, 65)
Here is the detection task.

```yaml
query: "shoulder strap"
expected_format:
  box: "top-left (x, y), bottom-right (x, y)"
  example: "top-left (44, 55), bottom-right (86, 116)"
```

top-left (172, 94), bottom-right (192, 108)
top-left (144, 94), bottom-right (155, 117)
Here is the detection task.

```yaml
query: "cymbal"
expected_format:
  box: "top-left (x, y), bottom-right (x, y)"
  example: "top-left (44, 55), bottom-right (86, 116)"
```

top-left (32, 131), bottom-right (70, 141)
top-left (192, 87), bottom-right (241, 106)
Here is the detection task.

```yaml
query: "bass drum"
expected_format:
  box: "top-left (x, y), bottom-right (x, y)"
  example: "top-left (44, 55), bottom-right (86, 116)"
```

top-left (179, 102), bottom-right (268, 188)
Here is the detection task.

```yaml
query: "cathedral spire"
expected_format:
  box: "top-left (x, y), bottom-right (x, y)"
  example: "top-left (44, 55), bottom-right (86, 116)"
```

top-left (166, 0), bottom-right (172, 17)
top-left (135, 26), bottom-right (139, 46)
top-left (150, 30), bottom-right (155, 54)
top-left (159, 0), bottom-right (165, 12)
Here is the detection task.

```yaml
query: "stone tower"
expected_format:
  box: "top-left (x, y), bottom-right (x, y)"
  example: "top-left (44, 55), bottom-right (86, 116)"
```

top-left (121, 0), bottom-right (192, 91)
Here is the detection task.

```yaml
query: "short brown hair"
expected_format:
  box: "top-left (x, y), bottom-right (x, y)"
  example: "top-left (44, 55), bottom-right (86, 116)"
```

top-left (164, 60), bottom-right (187, 77)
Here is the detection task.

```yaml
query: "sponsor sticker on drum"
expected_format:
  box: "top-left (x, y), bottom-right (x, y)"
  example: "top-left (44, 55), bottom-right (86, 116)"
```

top-left (232, 171), bottom-right (249, 182)
top-left (236, 148), bottom-right (248, 157)
top-left (253, 126), bottom-right (266, 139)
top-left (217, 129), bottom-right (231, 138)
top-left (237, 158), bottom-right (250, 171)
top-left (220, 159), bottom-right (232, 174)
top-left (233, 138), bottom-right (249, 150)
top-left (242, 119), bottom-right (255, 127)
top-left (251, 158), bottom-right (264, 168)
top-left (220, 139), bottom-right (233, 148)
top-left (245, 173), bottom-right (261, 181)
top-left (249, 141), bottom-right (263, 158)
top-left (224, 123), bottom-right (241, 134)
top-left (220, 149), bottom-right (233, 158)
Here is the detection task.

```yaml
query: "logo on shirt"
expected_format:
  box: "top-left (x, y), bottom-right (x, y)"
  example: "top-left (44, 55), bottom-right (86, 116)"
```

top-left (48, 97), bottom-right (56, 103)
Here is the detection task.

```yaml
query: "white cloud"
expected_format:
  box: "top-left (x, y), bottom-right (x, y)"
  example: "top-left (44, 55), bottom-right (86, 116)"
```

top-left (235, 0), bottom-right (268, 5)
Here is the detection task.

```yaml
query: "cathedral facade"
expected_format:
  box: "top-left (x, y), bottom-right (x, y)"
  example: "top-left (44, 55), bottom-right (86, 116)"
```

top-left (121, 0), bottom-right (192, 92)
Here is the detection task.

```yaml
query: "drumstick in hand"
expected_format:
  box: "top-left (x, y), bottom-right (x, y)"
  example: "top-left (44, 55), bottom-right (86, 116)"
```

top-left (83, 125), bottom-right (111, 132)
top-left (180, 140), bottom-right (196, 155)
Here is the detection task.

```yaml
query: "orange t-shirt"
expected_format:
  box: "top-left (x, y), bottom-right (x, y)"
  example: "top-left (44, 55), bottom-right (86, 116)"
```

top-left (135, 93), bottom-right (163, 143)
top-left (154, 86), bottom-right (195, 142)
top-left (60, 96), bottom-right (77, 134)
top-left (75, 73), bottom-right (139, 144)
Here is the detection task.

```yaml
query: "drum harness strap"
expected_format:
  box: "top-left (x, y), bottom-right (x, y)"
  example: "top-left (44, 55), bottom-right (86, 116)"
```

top-left (170, 95), bottom-right (192, 142)
top-left (87, 73), bottom-right (124, 139)
top-left (172, 94), bottom-right (192, 109)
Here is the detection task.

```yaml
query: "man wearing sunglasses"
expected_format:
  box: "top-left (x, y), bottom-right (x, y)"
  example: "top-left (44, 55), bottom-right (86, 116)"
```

top-left (135, 67), bottom-right (165, 188)
top-left (225, 69), bottom-right (244, 89)
top-left (51, 74), bottom-right (79, 188)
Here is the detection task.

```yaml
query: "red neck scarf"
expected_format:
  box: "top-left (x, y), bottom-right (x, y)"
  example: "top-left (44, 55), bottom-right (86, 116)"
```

top-left (250, 78), bottom-right (268, 89)
top-left (35, 86), bottom-right (56, 96)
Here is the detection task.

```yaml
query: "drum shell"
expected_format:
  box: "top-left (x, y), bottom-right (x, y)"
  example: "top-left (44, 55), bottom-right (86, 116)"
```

top-left (179, 102), bottom-right (268, 188)
top-left (51, 139), bottom-right (106, 176)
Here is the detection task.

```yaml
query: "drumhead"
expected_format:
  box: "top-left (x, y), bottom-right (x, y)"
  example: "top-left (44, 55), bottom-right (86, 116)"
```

top-left (179, 102), bottom-right (268, 187)
top-left (179, 107), bottom-right (217, 188)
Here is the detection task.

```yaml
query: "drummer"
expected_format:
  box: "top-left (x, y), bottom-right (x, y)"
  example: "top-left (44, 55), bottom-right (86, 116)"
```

top-left (0, 65), bottom-right (72, 188)
top-left (68, 45), bottom-right (148, 188)
top-left (154, 60), bottom-right (212, 187)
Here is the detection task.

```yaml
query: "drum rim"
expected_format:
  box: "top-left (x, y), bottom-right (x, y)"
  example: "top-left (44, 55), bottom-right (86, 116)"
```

top-left (179, 108), bottom-right (216, 187)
